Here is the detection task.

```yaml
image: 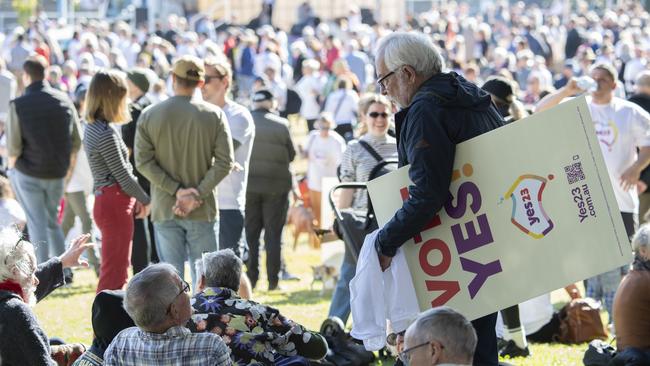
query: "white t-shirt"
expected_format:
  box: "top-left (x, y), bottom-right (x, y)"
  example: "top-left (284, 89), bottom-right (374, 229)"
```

top-left (587, 96), bottom-right (650, 213)
top-left (323, 89), bottom-right (359, 126)
top-left (295, 74), bottom-right (325, 120)
top-left (66, 122), bottom-right (93, 193)
top-left (217, 100), bottom-right (255, 211)
top-left (305, 131), bottom-right (346, 191)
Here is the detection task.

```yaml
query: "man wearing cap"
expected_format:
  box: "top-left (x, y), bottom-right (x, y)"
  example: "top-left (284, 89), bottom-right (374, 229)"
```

top-left (245, 89), bottom-right (296, 290)
top-left (122, 68), bottom-right (158, 274)
top-left (135, 55), bottom-right (235, 289)
top-left (200, 58), bottom-right (254, 260)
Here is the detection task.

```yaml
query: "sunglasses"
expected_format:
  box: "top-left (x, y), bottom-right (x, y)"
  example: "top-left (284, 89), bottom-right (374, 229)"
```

top-left (368, 112), bottom-right (389, 119)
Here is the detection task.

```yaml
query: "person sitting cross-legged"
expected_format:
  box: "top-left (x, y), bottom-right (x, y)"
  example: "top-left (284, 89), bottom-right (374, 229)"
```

top-left (189, 249), bottom-right (328, 365)
top-left (103, 263), bottom-right (232, 366)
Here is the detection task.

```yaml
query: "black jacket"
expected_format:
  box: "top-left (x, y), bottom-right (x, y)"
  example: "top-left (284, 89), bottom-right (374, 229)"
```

top-left (246, 109), bottom-right (296, 195)
top-left (376, 72), bottom-right (504, 256)
top-left (0, 257), bottom-right (64, 366)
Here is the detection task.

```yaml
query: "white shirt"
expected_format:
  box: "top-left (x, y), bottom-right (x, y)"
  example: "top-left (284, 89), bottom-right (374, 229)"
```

top-left (294, 74), bottom-right (325, 120)
top-left (323, 89), bottom-right (359, 126)
top-left (305, 131), bottom-right (345, 191)
top-left (217, 100), bottom-right (255, 210)
top-left (349, 230), bottom-right (420, 351)
top-left (587, 96), bottom-right (650, 213)
top-left (66, 122), bottom-right (93, 193)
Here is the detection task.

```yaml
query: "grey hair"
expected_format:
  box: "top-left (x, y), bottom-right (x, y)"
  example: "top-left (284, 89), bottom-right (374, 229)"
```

top-left (0, 228), bottom-right (36, 283)
top-left (632, 224), bottom-right (650, 253)
top-left (202, 249), bottom-right (242, 291)
top-left (375, 32), bottom-right (444, 79)
top-left (124, 263), bottom-right (180, 329)
top-left (409, 306), bottom-right (477, 363)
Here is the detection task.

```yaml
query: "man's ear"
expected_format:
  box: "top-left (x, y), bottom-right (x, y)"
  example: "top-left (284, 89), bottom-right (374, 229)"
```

top-left (430, 340), bottom-right (443, 364)
top-left (403, 65), bottom-right (417, 84)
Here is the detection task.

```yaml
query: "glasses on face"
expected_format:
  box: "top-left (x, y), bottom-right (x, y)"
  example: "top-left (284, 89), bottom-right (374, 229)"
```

top-left (398, 340), bottom-right (443, 366)
top-left (368, 112), bottom-right (389, 119)
top-left (204, 74), bottom-right (225, 84)
top-left (4, 237), bottom-right (22, 266)
top-left (166, 278), bottom-right (191, 314)
top-left (376, 70), bottom-right (396, 91)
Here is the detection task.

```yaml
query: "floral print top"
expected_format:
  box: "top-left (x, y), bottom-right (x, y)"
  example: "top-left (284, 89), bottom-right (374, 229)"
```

top-left (188, 287), bottom-right (328, 365)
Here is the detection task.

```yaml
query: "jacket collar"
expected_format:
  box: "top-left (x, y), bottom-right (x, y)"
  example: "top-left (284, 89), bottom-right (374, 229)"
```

top-left (24, 80), bottom-right (49, 94)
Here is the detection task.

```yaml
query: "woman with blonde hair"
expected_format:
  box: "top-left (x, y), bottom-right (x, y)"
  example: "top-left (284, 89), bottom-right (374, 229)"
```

top-left (84, 70), bottom-right (150, 293)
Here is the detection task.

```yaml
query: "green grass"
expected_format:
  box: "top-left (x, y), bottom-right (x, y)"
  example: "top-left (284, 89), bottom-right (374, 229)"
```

top-left (34, 238), bottom-right (594, 365)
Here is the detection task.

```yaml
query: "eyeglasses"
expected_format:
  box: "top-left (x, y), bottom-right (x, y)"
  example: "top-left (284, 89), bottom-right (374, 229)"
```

top-left (368, 112), bottom-right (389, 119)
top-left (377, 66), bottom-right (403, 90)
top-left (166, 278), bottom-right (190, 315)
top-left (398, 340), bottom-right (443, 365)
top-left (204, 74), bottom-right (225, 83)
top-left (4, 237), bottom-right (23, 266)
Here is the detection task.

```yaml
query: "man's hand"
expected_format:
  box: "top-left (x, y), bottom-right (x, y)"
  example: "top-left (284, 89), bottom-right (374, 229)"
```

top-left (379, 253), bottom-right (392, 272)
top-left (638, 181), bottom-right (648, 194)
top-left (134, 201), bottom-right (150, 219)
top-left (620, 164), bottom-right (643, 192)
top-left (59, 234), bottom-right (94, 269)
top-left (563, 77), bottom-right (585, 97)
top-left (173, 188), bottom-right (203, 217)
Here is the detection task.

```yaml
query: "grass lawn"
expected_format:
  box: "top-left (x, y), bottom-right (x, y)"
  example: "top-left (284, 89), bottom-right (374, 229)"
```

top-left (34, 239), bottom-right (594, 366)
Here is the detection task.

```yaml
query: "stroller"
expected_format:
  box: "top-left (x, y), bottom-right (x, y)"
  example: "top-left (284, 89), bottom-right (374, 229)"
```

top-left (319, 159), bottom-right (398, 365)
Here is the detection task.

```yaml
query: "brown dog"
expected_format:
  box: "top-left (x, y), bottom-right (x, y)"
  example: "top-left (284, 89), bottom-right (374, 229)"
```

top-left (286, 201), bottom-right (320, 250)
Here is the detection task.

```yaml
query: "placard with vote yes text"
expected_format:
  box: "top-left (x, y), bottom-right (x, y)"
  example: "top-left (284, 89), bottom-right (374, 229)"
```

top-left (367, 96), bottom-right (633, 321)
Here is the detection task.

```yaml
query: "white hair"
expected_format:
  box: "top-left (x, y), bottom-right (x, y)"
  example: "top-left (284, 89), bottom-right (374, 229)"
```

top-left (0, 228), bottom-right (37, 305)
top-left (408, 307), bottom-right (477, 364)
top-left (632, 224), bottom-right (650, 254)
top-left (375, 32), bottom-right (444, 78)
top-left (124, 263), bottom-right (180, 329)
top-left (202, 249), bottom-right (242, 291)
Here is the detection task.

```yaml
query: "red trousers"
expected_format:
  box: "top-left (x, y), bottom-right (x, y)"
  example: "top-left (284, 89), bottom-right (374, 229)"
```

top-left (94, 184), bottom-right (135, 293)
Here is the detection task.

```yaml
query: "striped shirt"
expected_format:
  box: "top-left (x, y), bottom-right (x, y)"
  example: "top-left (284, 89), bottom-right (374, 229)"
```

top-left (339, 134), bottom-right (398, 210)
top-left (84, 121), bottom-right (150, 204)
top-left (104, 326), bottom-right (232, 366)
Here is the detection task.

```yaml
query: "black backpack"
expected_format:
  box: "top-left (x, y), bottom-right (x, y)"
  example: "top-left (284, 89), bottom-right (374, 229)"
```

top-left (284, 88), bottom-right (302, 116)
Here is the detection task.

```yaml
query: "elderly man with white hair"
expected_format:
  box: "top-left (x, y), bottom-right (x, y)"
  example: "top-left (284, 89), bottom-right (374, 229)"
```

top-left (372, 32), bottom-right (504, 365)
top-left (400, 307), bottom-right (477, 366)
top-left (0, 230), bottom-right (93, 365)
top-left (103, 263), bottom-right (232, 365)
top-left (189, 249), bottom-right (328, 364)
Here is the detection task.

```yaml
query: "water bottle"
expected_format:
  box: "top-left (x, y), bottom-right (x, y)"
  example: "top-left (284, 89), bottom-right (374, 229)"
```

top-left (576, 76), bottom-right (597, 92)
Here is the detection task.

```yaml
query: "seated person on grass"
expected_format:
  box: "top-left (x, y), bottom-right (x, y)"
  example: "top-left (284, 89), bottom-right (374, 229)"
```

top-left (189, 249), bottom-right (328, 365)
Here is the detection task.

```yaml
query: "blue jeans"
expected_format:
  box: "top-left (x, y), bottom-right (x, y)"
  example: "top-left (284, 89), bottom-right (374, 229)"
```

top-left (9, 169), bottom-right (66, 262)
top-left (328, 260), bottom-right (356, 325)
top-left (153, 219), bottom-right (217, 289)
top-left (217, 209), bottom-right (247, 259)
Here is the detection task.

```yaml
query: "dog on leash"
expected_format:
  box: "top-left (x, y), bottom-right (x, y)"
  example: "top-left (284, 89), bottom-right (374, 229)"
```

top-left (310, 264), bottom-right (339, 295)
top-left (286, 201), bottom-right (320, 250)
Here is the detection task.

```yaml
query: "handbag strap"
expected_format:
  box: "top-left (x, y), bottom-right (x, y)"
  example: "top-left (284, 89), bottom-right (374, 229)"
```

top-left (333, 93), bottom-right (346, 122)
top-left (358, 140), bottom-right (383, 162)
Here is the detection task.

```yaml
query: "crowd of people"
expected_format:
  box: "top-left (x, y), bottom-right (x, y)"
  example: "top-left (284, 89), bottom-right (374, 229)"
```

top-left (1, 0), bottom-right (650, 364)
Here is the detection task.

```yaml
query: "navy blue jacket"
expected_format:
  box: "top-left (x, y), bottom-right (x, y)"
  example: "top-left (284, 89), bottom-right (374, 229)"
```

top-left (375, 72), bottom-right (505, 257)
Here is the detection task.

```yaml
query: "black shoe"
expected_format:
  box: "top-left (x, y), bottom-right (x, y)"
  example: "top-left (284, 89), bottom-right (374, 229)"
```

top-left (280, 270), bottom-right (300, 281)
top-left (268, 281), bottom-right (285, 291)
top-left (499, 340), bottom-right (530, 358)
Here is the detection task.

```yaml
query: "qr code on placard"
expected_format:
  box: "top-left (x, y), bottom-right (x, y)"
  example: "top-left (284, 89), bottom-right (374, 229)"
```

top-left (564, 162), bottom-right (585, 184)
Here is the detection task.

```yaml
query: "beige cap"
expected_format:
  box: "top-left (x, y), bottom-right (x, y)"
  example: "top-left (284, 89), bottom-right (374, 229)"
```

top-left (172, 55), bottom-right (205, 81)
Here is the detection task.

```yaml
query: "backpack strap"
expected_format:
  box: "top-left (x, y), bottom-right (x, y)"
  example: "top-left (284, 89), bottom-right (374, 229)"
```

top-left (357, 140), bottom-right (383, 162)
